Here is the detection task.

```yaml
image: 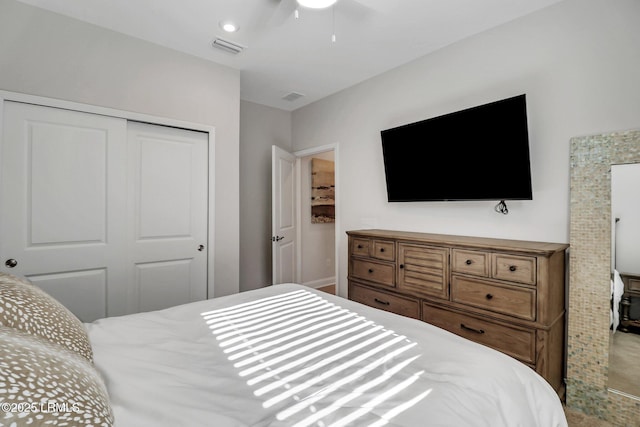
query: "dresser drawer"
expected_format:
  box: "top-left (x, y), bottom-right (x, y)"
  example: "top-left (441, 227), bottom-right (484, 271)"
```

top-left (422, 303), bottom-right (536, 364)
top-left (351, 259), bottom-right (395, 287)
top-left (452, 249), bottom-right (489, 277)
top-left (628, 278), bottom-right (640, 293)
top-left (372, 240), bottom-right (395, 261)
top-left (350, 283), bottom-right (419, 319)
top-left (451, 276), bottom-right (536, 321)
top-left (492, 254), bottom-right (537, 285)
top-left (352, 238), bottom-right (371, 257)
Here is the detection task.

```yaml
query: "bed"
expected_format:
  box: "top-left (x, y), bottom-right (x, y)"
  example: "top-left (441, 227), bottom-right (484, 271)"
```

top-left (1, 275), bottom-right (568, 426)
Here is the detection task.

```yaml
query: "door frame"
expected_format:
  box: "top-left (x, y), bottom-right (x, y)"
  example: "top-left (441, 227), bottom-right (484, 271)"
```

top-left (0, 90), bottom-right (217, 298)
top-left (293, 143), bottom-right (340, 295)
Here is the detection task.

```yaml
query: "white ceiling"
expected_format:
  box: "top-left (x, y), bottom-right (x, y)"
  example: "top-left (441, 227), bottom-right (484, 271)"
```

top-left (16, 0), bottom-right (563, 111)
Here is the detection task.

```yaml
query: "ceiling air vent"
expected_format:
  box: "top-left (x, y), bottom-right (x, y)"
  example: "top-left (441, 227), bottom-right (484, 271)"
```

top-left (282, 92), bottom-right (305, 102)
top-left (211, 38), bottom-right (245, 54)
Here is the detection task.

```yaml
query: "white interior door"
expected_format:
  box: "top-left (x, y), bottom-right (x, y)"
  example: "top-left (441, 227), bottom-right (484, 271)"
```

top-left (0, 101), bottom-right (128, 322)
top-left (126, 122), bottom-right (208, 313)
top-left (272, 145), bottom-right (296, 284)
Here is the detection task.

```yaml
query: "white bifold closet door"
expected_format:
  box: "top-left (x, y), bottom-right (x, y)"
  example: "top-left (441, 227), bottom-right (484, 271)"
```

top-left (0, 101), bottom-right (208, 322)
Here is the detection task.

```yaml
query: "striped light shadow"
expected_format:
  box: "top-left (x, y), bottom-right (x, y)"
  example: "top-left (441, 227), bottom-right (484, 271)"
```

top-left (201, 290), bottom-right (311, 319)
top-left (210, 298), bottom-right (330, 336)
top-left (202, 290), bottom-right (432, 426)
top-left (326, 372), bottom-right (428, 427)
top-left (204, 293), bottom-right (318, 326)
top-left (276, 352), bottom-right (420, 422)
top-left (232, 315), bottom-right (367, 367)
top-left (224, 310), bottom-right (357, 356)
top-left (217, 305), bottom-right (343, 347)
top-left (259, 334), bottom-right (409, 407)
top-left (244, 322), bottom-right (383, 382)
top-left (228, 312), bottom-right (360, 361)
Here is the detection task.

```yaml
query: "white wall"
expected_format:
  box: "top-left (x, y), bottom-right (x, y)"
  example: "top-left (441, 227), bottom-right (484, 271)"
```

top-left (292, 0), bottom-right (640, 296)
top-left (0, 0), bottom-right (241, 296)
top-left (612, 164), bottom-right (640, 275)
top-left (300, 151), bottom-right (335, 287)
top-left (239, 101), bottom-right (292, 291)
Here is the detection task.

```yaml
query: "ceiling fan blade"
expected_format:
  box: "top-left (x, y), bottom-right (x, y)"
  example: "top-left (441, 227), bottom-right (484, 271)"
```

top-left (337, 0), bottom-right (376, 21)
top-left (267, 0), bottom-right (299, 27)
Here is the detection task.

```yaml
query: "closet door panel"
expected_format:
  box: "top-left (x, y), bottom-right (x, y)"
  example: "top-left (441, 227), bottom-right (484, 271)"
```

top-left (126, 122), bottom-right (208, 314)
top-left (0, 101), bottom-right (128, 321)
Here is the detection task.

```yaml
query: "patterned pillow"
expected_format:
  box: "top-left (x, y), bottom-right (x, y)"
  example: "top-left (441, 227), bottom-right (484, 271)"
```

top-left (0, 326), bottom-right (113, 426)
top-left (0, 272), bottom-right (93, 362)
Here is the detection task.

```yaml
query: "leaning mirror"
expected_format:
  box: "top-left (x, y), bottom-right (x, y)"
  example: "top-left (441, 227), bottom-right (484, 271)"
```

top-left (568, 129), bottom-right (640, 424)
top-left (608, 163), bottom-right (640, 396)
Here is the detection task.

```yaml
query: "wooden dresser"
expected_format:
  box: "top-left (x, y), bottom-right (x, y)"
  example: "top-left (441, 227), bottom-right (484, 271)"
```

top-left (347, 229), bottom-right (569, 395)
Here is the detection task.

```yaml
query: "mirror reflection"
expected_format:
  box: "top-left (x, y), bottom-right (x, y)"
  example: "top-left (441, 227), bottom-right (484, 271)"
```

top-left (609, 163), bottom-right (640, 396)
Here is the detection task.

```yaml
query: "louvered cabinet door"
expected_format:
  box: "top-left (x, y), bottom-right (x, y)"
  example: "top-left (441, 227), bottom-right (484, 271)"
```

top-left (397, 243), bottom-right (449, 300)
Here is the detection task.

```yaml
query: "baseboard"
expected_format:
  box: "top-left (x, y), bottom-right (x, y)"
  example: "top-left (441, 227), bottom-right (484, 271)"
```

top-left (303, 277), bottom-right (336, 289)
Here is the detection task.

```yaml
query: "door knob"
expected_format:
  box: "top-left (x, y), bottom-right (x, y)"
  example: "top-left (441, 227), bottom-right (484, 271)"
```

top-left (198, 245), bottom-right (205, 252)
top-left (5, 259), bottom-right (17, 268)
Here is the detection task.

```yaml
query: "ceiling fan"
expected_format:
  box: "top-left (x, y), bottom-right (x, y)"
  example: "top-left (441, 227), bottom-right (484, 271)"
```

top-left (265, 0), bottom-right (374, 27)
top-left (297, 0), bottom-right (338, 8)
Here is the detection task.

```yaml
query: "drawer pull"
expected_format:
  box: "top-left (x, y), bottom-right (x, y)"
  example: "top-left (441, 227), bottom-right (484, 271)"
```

top-left (485, 293), bottom-right (493, 300)
top-left (357, 244), bottom-right (363, 249)
top-left (460, 324), bottom-right (485, 334)
top-left (380, 248), bottom-right (385, 252)
top-left (465, 259), bottom-right (473, 265)
top-left (368, 269), bottom-right (374, 273)
top-left (399, 264), bottom-right (404, 269)
top-left (509, 265), bottom-right (517, 272)
top-left (374, 298), bottom-right (390, 306)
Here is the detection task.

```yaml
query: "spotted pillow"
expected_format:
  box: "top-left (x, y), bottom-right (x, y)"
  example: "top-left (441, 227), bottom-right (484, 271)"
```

top-left (0, 272), bottom-right (93, 362)
top-left (0, 326), bottom-right (113, 426)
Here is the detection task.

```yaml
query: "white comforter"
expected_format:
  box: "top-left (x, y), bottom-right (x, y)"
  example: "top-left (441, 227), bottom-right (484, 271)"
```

top-left (87, 284), bottom-right (567, 427)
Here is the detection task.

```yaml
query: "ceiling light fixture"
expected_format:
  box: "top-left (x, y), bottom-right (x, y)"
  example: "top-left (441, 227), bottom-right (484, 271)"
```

top-left (297, 0), bottom-right (337, 9)
top-left (219, 21), bottom-right (239, 33)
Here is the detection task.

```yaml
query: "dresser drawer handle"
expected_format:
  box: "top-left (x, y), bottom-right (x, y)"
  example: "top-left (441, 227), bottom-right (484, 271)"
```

top-left (465, 259), bottom-right (473, 265)
top-left (357, 244), bottom-right (363, 249)
top-left (374, 298), bottom-right (390, 306)
top-left (368, 269), bottom-right (374, 273)
top-left (399, 264), bottom-right (404, 269)
top-left (460, 324), bottom-right (485, 334)
top-left (485, 294), bottom-right (493, 300)
top-left (380, 248), bottom-right (385, 252)
top-left (509, 265), bottom-right (517, 272)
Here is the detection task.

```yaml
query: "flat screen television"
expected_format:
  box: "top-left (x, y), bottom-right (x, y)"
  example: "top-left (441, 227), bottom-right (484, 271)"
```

top-left (381, 94), bottom-right (532, 202)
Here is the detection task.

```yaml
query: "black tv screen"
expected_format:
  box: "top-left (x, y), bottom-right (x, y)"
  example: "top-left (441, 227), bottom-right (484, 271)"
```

top-left (381, 94), bottom-right (532, 202)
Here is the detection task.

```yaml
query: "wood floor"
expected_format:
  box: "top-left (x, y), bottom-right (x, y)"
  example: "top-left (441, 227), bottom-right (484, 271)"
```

top-left (316, 284), bottom-right (335, 295)
top-left (564, 406), bottom-right (613, 427)
top-left (608, 330), bottom-right (640, 396)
